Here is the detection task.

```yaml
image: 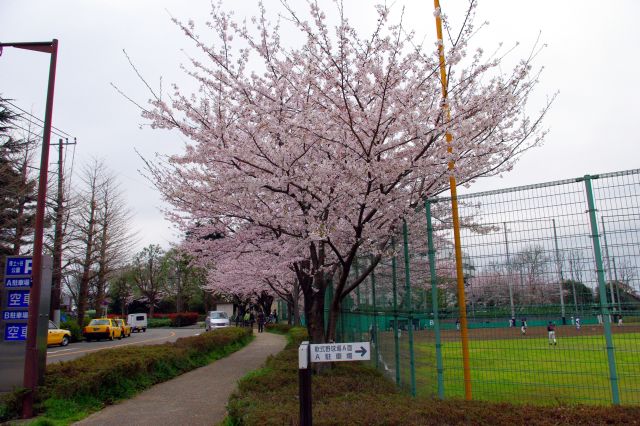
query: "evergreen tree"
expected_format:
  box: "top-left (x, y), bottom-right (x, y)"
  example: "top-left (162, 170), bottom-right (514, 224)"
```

top-left (0, 97), bottom-right (37, 256)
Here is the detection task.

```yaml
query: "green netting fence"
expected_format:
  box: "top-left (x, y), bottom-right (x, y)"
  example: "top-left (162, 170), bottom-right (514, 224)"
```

top-left (334, 169), bottom-right (640, 405)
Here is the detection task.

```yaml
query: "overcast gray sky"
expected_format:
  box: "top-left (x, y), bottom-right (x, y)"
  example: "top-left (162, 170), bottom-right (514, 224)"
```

top-left (1, 1), bottom-right (639, 251)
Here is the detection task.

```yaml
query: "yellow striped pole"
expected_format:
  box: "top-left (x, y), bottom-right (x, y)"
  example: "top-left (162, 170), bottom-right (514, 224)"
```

top-left (433, 0), bottom-right (472, 400)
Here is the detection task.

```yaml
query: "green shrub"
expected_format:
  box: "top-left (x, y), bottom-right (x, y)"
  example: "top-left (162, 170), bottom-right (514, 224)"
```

top-left (0, 388), bottom-right (28, 423)
top-left (265, 323), bottom-right (292, 334)
top-left (60, 319), bottom-right (83, 342)
top-left (0, 327), bottom-right (254, 424)
top-left (148, 318), bottom-right (172, 328)
top-left (169, 312), bottom-right (199, 327)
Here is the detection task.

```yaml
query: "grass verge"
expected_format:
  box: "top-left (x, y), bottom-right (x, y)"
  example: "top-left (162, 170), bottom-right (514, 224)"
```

top-left (226, 327), bottom-right (640, 425)
top-left (0, 327), bottom-right (253, 425)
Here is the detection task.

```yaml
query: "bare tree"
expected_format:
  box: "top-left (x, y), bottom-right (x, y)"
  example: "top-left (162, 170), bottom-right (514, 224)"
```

top-left (70, 160), bottom-right (102, 327)
top-left (0, 98), bottom-right (38, 256)
top-left (93, 172), bottom-right (137, 309)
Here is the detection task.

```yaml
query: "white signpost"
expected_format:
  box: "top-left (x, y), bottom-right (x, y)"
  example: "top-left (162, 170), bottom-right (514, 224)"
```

top-left (309, 342), bottom-right (370, 363)
top-left (298, 340), bottom-right (372, 425)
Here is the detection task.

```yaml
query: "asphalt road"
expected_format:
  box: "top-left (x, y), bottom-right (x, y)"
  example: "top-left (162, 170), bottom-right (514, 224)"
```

top-left (46, 327), bottom-right (203, 364)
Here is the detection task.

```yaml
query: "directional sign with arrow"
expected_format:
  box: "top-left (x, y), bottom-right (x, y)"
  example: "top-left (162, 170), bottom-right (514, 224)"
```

top-left (309, 341), bottom-right (371, 363)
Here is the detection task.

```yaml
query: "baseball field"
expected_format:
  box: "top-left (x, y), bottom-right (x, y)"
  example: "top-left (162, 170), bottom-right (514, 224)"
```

top-left (378, 324), bottom-right (640, 405)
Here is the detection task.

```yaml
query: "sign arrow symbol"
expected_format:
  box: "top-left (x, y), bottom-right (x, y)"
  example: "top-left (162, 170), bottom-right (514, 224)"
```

top-left (355, 346), bottom-right (367, 357)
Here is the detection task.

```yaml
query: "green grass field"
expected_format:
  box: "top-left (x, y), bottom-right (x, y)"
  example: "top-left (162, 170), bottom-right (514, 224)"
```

top-left (380, 331), bottom-right (640, 405)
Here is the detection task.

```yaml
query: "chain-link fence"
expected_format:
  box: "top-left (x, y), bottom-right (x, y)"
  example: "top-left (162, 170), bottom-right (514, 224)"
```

top-left (336, 169), bottom-right (640, 405)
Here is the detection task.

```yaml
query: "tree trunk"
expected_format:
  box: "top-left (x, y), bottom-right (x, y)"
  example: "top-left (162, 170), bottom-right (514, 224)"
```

top-left (77, 199), bottom-right (97, 327)
top-left (305, 288), bottom-right (326, 343)
top-left (327, 298), bottom-right (342, 343)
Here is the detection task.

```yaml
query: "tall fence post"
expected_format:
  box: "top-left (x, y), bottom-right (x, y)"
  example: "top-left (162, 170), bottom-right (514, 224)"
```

top-left (370, 255), bottom-right (379, 370)
top-left (391, 238), bottom-right (401, 387)
top-left (552, 219), bottom-right (567, 324)
top-left (354, 258), bottom-right (362, 339)
top-left (583, 175), bottom-right (620, 405)
top-left (426, 199), bottom-right (445, 399)
top-left (403, 220), bottom-right (417, 396)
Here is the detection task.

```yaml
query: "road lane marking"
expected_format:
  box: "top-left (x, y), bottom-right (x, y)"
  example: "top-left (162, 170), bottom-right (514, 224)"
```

top-left (47, 348), bottom-right (72, 354)
top-left (47, 331), bottom-right (178, 359)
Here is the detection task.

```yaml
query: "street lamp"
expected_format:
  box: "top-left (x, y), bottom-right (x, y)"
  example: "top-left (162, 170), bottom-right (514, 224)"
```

top-left (0, 39), bottom-right (58, 419)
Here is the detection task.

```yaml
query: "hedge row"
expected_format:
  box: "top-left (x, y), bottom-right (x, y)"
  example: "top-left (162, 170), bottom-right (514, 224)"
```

top-left (0, 326), bottom-right (252, 423)
top-left (265, 323), bottom-right (292, 334)
top-left (105, 312), bottom-right (200, 327)
top-left (227, 328), bottom-right (640, 425)
top-left (152, 312), bottom-right (199, 327)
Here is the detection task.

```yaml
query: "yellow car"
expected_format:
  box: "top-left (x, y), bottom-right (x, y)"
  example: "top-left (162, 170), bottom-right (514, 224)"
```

top-left (83, 318), bottom-right (122, 341)
top-left (48, 320), bottom-right (71, 346)
top-left (114, 318), bottom-right (132, 338)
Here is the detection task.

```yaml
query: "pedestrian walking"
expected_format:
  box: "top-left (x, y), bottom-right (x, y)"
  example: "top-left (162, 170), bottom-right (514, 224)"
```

top-left (243, 311), bottom-right (250, 327)
top-left (272, 309), bottom-right (278, 324)
top-left (575, 317), bottom-right (581, 331)
top-left (257, 310), bottom-right (265, 333)
top-left (520, 318), bottom-right (527, 335)
top-left (547, 321), bottom-right (557, 346)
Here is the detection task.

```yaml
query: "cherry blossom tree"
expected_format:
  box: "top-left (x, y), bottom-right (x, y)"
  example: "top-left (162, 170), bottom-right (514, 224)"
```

top-left (142, 1), bottom-right (552, 343)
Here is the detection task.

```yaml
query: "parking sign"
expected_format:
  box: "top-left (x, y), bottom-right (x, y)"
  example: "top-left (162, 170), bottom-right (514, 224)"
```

top-left (4, 257), bottom-right (33, 276)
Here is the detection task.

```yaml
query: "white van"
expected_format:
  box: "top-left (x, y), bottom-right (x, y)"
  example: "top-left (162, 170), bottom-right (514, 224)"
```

top-left (127, 313), bottom-right (148, 332)
top-left (205, 311), bottom-right (230, 331)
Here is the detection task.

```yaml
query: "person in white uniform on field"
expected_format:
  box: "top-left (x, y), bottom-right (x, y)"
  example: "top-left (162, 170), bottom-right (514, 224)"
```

top-left (547, 321), bottom-right (557, 346)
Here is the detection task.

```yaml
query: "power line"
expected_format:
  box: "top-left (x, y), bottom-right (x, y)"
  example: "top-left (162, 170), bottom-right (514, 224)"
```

top-left (10, 119), bottom-right (70, 140)
top-left (2, 98), bottom-right (73, 138)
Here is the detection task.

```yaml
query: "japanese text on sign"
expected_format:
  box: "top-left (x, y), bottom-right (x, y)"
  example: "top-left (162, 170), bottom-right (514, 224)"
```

top-left (2, 311), bottom-right (28, 321)
top-left (4, 323), bottom-right (27, 341)
top-left (314, 344), bottom-right (352, 361)
top-left (6, 290), bottom-right (30, 308)
top-left (309, 342), bottom-right (370, 362)
top-left (4, 257), bottom-right (32, 276)
top-left (4, 277), bottom-right (32, 288)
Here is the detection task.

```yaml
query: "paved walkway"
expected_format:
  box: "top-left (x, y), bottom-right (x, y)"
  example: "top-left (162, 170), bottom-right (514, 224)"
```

top-left (74, 331), bottom-right (286, 426)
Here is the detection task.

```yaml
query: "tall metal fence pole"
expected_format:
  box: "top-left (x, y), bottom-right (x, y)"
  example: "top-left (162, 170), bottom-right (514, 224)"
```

top-left (552, 219), bottom-right (567, 324)
top-left (433, 0), bottom-right (472, 400)
top-left (391, 238), bottom-right (401, 387)
top-left (601, 218), bottom-right (620, 314)
top-left (403, 220), bottom-right (417, 396)
top-left (503, 223), bottom-right (516, 321)
top-left (355, 258), bottom-right (362, 339)
top-left (426, 200), bottom-right (444, 399)
top-left (370, 255), bottom-right (379, 370)
top-left (583, 175), bottom-right (620, 404)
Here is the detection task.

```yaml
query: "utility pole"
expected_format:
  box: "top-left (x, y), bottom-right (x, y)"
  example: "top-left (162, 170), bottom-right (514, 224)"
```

top-left (0, 39), bottom-right (59, 419)
top-left (50, 138), bottom-right (74, 325)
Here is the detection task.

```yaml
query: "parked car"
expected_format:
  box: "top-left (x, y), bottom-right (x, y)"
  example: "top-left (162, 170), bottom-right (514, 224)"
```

top-left (47, 320), bottom-right (71, 346)
top-left (114, 318), bottom-right (132, 337)
top-left (205, 311), bottom-right (230, 331)
top-left (127, 313), bottom-right (147, 332)
top-left (83, 318), bottom-right (122, 341)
